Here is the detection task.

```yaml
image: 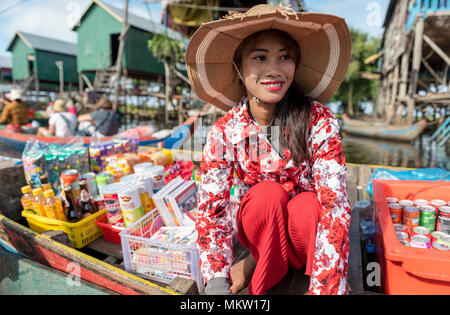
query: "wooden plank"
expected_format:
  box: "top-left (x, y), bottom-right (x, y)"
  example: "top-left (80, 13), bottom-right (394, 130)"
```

top-left (346, 164), bottom-right (359, 207)
top-left (357, 165), bottom-right (373, 200)
top-left (348, 207), bottom-right (364, 295)
top-left (423, 34), bottom-right (450, 67)
top-left (87, 238), bottom-right (123, 260)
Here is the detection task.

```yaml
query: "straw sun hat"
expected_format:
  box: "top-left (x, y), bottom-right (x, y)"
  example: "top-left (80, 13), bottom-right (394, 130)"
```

top-left (185, 4), bottom-right (352, 112)
top-left (53, 99), bottom-right (67, 112)
top-left (6, 88), bottom-right (22, 101)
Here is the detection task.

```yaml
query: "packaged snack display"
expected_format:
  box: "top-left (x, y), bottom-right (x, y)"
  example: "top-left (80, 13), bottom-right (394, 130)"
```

top-left (118, 184), bottom-right (144, 228)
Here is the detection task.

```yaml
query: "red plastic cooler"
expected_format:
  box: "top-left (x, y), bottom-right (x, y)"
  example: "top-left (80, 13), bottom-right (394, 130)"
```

top-left (372, 180), bottom-right (450, 295)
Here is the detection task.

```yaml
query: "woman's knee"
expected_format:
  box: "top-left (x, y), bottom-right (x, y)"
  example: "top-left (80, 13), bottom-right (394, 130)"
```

top-left (239, 181), bottom-right (289, 224)
top-left (287, 192), bottom-right (321, 224)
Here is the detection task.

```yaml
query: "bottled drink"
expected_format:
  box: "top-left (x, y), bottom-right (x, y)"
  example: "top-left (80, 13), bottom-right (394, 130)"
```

top-left (43, 190), bottom-right (66, 221)
top-left (21, 185), bottom-right (34, 213)
top-left (42, 183), bottom-right (52, 193)
top-left (79, 180), bottom-right (96, 214)
top-left (40, 174), bottom-right (49, 185)
top-left (32, 188), bottom-right (46, 216)
top-left (64, 186), bottom-right (83, 223)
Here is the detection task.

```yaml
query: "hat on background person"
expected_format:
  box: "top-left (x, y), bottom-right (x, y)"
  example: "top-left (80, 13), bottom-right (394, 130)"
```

top-left (5, 88), bottom-right (23, 101)
top-left (53, 99), bottom-right (67, 113)
top-left (185, 4), bottom-right (352, 112)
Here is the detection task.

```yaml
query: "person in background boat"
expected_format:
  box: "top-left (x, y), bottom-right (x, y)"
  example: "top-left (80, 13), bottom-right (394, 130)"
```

top-left (0, 88), bottom-right (29, 132)
top-left (77, 97), bottom-right (119, 137)
top-left (37, 99), bottom-right (77, 138)
top-left (187, 4), bottom-right (352, 295)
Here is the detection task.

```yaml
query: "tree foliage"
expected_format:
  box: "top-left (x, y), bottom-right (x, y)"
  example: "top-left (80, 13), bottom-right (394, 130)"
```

top-left (148, 32), bottom-right (184, 67)
top-left (331, 27), bottom-right (381, 115)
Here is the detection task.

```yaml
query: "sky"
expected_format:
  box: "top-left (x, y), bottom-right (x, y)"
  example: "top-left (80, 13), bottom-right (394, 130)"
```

top-left (0, 0), bottom-right (390, 59)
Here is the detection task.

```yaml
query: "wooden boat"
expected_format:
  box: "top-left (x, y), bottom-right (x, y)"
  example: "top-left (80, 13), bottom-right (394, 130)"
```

top-left (341, 114), bottom-right (427, 142)
top-left (0, 150), bottom-right (409, 295)
top-left (0, 114), bottom-right (198, 155)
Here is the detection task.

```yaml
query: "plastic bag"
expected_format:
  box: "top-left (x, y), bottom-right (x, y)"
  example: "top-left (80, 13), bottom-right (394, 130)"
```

top-left (366, 168), bottom-right (450, 197)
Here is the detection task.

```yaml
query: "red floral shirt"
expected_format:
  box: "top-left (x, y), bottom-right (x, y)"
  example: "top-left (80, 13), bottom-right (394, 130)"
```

top-left (196, 97), bottom-right (352, 295)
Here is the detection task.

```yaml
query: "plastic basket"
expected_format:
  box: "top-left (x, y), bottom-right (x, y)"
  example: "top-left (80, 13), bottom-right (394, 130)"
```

top-left (120, 209), bottom-right (203, 291)
top-left (96, 214), bottom-right (124, 244)
top-left (373, 180), bottom-right (450, 295)
top-left (22, 209), bottom-right (106, 249)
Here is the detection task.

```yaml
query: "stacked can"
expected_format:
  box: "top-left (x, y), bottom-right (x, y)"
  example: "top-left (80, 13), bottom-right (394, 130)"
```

top-left (388, 203), bottom-right (402, 224)
top-left (61, 169), bottom-right (80, 200)
top-left (402, 204), bottom-right (420, 232)
top-left (103, 182), bottom-right (125, 227)
top-left (437, 205), bottom-right (450, 234)
top-left (396, 231), bottom-right (410, 246)
top-left (118, 184), bottom-right (144, 228)
top-left (410, 234), bottom-right (431, 249)
top-left (419, 205), bottom-right (436, 232)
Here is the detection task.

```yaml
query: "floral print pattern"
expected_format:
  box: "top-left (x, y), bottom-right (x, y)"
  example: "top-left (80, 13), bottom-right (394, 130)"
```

top-left (196, 97), bottom-right (352, 295)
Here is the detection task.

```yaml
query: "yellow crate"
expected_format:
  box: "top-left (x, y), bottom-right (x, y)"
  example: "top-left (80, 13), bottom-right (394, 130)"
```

top-left (22, 209), bottom-right (106, 248)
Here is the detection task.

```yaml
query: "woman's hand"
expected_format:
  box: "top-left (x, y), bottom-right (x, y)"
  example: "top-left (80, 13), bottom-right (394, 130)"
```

top-left (230, 255), bottom-right (256, 294)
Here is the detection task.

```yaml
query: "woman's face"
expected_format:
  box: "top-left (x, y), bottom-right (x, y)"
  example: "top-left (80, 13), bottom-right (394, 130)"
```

top-left (240, 32), bottom-right (296, 106)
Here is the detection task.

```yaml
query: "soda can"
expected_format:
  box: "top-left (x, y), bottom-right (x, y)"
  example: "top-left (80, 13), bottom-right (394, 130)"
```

top-left (386, 197), bottom-right (398, 204)
top-left (399, 199), bottom-right (414, 208)
top-left (118, 184), bottom-right (144, 228)
top-left (419, 205), bottom-right (437, 232)
top-left (396, 231), bottom-right (409, 242)
top-left (438, 234), bottom-right (450, 246)
top-left (399, 239), bottom-right (410, 246)
top-left (411, 226), bottom-right (431, 239)
top-left (61, 169), bottom-right (80, 200)
top-left (103, 183), bottom-right (125, 227)
top-left (81, 172), bottom-right (98, 197)
top-left (393, 223), bottom-right (408, 234)
top-left (93, 195), bottom-right (105, 212)
top-left (413, 199), bottom-right (429, 208)
top-left (431, 199), bottom-right (446, 211)
top-left (437, 206), bottom-right (450, 234)
top-left (410, 234), bottom-right (431, 249)
top-left (403, 206), bottom-right (420, 231)
top-left (432, 242), bottom-right (450, 250)
top-left (388, 203), bottom-right (403, 224)
top-left (431, 231), bottom-right (447, 243)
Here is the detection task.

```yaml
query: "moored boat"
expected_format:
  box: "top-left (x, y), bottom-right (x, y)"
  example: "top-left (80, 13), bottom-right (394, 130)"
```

top-left (341, 114), bottom-right (427, 142)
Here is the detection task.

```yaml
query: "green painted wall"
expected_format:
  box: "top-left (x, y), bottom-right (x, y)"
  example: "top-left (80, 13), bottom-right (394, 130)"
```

top-left (125, 28), bottom-right (165, 76)
top-left (10, 39), bottom-right (34, 81)
top-left (76, 5), bottom-right (123, 72)
top-left (35, 50), bottom-right (78, 84)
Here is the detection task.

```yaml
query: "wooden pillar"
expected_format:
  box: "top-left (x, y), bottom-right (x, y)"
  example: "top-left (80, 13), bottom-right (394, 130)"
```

top-left (387, 63), bottom-right (400, 123)
top-left (407, 15), bottom-right (424, 125)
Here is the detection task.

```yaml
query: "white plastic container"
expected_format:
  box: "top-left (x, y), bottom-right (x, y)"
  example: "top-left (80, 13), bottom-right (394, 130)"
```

top-left (120, 210), bottom-right (203, 291)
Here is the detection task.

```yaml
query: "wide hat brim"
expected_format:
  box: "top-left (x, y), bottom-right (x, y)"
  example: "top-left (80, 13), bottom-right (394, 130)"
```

top-left (185, 5), bottom-right (352, 112)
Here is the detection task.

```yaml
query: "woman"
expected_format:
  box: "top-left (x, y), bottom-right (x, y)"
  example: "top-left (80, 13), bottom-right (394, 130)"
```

top-left (37, 99), bottom-right (77, 138)
top-left (78, 97), bottom-right (119, 137)
top-left (0, 88), bottom-right (29, 132)
top-left (185, 4), bottom-right (352, 295)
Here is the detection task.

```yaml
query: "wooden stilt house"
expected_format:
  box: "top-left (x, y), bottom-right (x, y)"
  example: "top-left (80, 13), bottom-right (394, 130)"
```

top-left (6, 31), bottom-right (78, 93)
top-left (376, 0), bottom-right (450, 125)
top-left (72, 0), bottom-right (184, 92)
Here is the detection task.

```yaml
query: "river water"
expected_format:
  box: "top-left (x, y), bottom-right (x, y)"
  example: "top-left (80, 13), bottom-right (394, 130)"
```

top-left (2, 118), bottom-right (448, 171)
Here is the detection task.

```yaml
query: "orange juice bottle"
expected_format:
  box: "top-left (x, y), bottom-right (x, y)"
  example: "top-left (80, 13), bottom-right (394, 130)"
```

top-left (21, 186), bottom-right (35, 214)
top-left (43, 190), bottom-right (66, 221)
top-left (32, 188), bottom-right (46, 217)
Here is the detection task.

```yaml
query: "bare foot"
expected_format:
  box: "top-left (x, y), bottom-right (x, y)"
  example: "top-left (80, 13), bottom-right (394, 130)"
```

top-left (230, 255), bottom-right (256, 294)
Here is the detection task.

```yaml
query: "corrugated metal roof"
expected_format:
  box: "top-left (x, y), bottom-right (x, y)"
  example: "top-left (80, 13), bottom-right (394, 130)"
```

top-left (73, 0), bottom-right (183, 41)
top-left (7, 31), bottom-right (77, 56)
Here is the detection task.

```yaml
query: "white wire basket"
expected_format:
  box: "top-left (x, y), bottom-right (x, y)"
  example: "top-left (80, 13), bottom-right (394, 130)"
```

top-left (119, 208), bottom-right (203, 291)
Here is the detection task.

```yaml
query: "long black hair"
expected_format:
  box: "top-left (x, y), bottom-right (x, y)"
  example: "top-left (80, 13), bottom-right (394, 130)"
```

top-left (234, 29), bottom-right (313, 164)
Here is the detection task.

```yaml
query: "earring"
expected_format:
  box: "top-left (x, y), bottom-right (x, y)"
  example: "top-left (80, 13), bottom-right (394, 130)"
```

top-left (252, 96), bottom-right (261, 104)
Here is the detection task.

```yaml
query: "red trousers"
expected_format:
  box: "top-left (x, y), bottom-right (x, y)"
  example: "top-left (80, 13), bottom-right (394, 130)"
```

top-left (236, 181), bottom-right (321, 295)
